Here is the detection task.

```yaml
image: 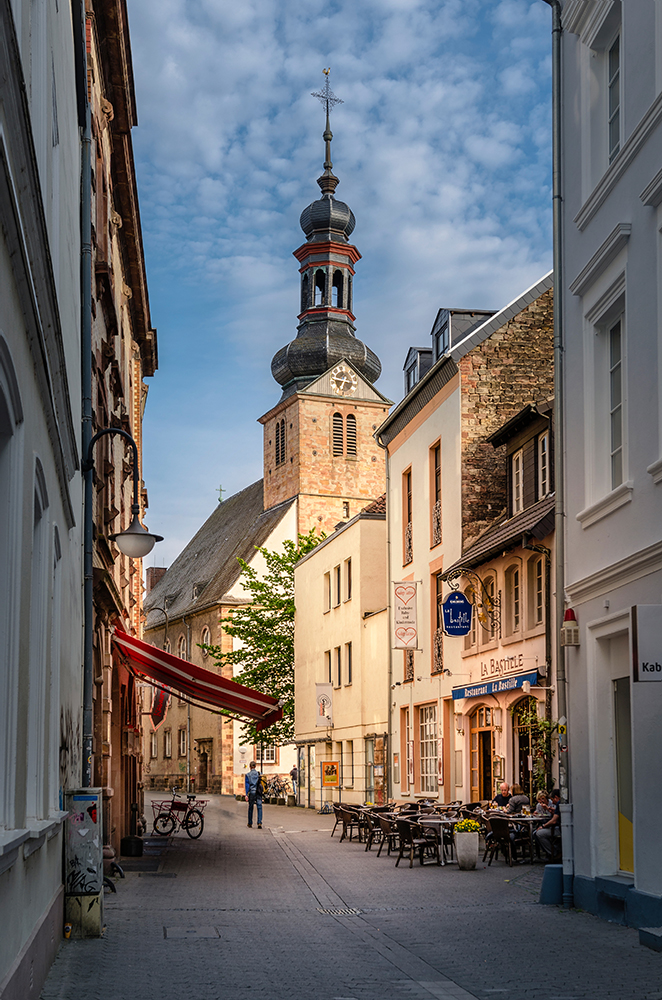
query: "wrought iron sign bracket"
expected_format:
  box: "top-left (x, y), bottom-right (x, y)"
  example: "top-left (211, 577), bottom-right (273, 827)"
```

top-left (442, 566), bottom-right (501, 636)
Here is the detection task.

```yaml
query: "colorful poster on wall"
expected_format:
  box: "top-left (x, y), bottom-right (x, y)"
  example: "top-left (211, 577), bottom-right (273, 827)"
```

top-left (393, 582), bottom-right (418, 648)
top-left (315, 683), bottom-right (333, 726)
top-left (322, 761), bottom-right (340, 787)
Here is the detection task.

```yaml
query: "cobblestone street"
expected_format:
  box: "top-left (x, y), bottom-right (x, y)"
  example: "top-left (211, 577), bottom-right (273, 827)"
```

top-left (41, 796), bottom-right (662, 1000)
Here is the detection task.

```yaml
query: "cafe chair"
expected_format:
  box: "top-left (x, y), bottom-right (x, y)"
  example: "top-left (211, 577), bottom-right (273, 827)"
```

top-left (395, 819), bottom-right (441, 868)
top-left (338, 807), bottom-right (361, 843)
top-left (486, 817), bottom-right (530, 866)
top-left (376, 815), bottom-right (400, 858)
top-left (331, 804), bottom-right (343, 837)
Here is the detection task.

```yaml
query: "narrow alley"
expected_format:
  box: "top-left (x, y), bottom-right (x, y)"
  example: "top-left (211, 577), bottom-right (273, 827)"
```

top-left (41, 796), bottom-right (661, 1000)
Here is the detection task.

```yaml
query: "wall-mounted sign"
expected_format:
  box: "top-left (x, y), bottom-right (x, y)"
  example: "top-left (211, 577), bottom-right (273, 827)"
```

top-left (632, 605), bottom-right (662, 682)
top-left (393, 582), bottom-right (418, 648)
top-left (452, 669), bottom-right (538, 701)
top-left (322, 761), bottom-right (340, 787)
top-left (316, 683), bottom-right (333, 726)
top-left (442, 592), bottom-right (473, 636)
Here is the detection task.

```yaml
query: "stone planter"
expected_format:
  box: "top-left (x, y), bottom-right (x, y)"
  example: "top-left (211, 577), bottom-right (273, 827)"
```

top-left (454, 831), bottom-right (479, 870)
top-left (277, 797), bottom-right (286, 806)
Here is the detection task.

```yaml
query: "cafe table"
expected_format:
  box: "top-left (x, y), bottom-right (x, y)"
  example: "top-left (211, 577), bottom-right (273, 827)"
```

top-left (496, 813), bottom-right (545, 863)
top-left (417, 816), bottom-right (458, 865)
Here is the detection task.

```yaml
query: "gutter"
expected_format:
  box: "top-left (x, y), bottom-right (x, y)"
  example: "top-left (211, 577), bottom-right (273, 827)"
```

top-left (375, 431), bottom-right (392, 801)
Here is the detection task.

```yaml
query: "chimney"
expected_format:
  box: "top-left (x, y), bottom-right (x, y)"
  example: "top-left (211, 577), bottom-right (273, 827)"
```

top-left (145, 566), bottom-right (167, 595)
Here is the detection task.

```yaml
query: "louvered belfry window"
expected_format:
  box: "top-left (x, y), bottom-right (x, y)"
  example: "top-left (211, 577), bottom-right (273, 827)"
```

top-left (332, 413), bottom-right (344, 456)
top-left (275, 419), bottom-right (286, 466)
top-left (346, 414), bottom-right (357, 455)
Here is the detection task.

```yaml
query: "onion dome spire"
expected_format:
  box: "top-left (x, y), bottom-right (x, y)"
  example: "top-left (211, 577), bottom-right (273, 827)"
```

top-left (270, 72), bottom-right (381, 399)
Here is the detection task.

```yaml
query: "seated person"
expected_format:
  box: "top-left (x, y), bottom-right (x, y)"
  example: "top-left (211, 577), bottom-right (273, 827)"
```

top-left (534, 790), bottom-right (553, 816)
top-left (491, 782), bottom-right (511, 808)
top-left (506, 784), bottom-right (531, 814)
top-left (534, 788), bottom-right (561, 858)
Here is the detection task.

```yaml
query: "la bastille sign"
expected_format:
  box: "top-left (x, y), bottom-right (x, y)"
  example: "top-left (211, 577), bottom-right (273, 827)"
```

top-left (480, 652), bottom-right (525, 679)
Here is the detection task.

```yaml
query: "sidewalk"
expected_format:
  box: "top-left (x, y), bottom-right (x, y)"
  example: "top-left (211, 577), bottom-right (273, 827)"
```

top-left (41, 795), bottom-right (662, 1000)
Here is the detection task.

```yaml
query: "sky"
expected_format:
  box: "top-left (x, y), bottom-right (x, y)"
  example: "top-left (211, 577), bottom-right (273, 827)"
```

top-left (126, 0), bottom-right (554, 567)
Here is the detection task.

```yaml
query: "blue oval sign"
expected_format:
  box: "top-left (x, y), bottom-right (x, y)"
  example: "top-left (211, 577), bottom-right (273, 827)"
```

top-left (442, 592), bottom-right (473, 636)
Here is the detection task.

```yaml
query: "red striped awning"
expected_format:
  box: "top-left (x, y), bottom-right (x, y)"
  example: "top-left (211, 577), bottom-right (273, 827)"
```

top-left (111, 626), bottom-right (283, 732)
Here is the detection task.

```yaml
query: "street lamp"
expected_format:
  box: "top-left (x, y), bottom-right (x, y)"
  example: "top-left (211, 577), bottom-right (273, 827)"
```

top-left (82, 426), bottom-right (163, 786)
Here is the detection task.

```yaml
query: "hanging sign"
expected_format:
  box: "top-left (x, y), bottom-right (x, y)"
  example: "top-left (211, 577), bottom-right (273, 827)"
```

top-left (632, 605), bottom-right (662, 681)
top-left (150, 685), bottom-right (171, 730)
top-left (315, 683), bottom-right (333, 726)
top-left (442, 592), bottom-right (473, 636)
top-left (393, 582), bottom-right (418, 648)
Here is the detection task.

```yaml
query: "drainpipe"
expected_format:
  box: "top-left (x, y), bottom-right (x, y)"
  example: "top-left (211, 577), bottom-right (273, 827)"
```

top-left (77, 0), bottom-right (94, 788)
top-left (183, 615), bottom-right (192, 792)
top-left (542, 0), bottom-right (573, 909)
top-left (375, 433), bottom-right (392, 802)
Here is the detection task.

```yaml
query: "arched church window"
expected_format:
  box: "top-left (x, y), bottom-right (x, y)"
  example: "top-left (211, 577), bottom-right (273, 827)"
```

top-left (301, 273), bottom-right (309, 313)
top-left (314, 270), bottom-right (325, 307)
top-left (332, 413), bottom-right (344, 456)
top-left (332, 270), bottom-right (343, 308)
top-left (346, 414), bottom-right (357, 456)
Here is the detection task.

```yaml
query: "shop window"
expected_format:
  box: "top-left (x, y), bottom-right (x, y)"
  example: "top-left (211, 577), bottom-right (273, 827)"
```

top-left (418, 704), bottom-right (438, 794)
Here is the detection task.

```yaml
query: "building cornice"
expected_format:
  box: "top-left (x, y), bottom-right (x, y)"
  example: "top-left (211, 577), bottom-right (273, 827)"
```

top-left (566, 538), bottom-right (662, 605)
top-left (569, 224), bottom-right (631, 296)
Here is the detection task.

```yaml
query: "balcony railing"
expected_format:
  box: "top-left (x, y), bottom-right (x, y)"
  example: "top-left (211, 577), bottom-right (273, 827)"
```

top-left (433, 628), bottom-right (444, 674)
top-left (432, 499), bottom-right (442, 546)
top-left (404, 520), bottom-right (413, 564)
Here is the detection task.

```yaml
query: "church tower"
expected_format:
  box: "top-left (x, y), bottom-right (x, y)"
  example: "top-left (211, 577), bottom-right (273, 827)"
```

top-left (259, 73), bottom-right (390, 535)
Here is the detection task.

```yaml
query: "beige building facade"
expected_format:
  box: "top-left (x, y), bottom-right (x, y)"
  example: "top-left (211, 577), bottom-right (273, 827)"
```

top-left (376, 276), bottom-right (554, 806)
top-left (294, 498), bottom-right (388, 808)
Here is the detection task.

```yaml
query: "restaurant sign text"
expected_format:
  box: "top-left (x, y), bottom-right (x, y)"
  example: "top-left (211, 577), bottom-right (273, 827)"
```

top-left (452, 669), bottom-right (539, 701)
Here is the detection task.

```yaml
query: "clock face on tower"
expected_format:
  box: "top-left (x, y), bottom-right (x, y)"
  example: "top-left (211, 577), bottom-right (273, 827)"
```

top-left (330, 364), bottom-right (358, 397)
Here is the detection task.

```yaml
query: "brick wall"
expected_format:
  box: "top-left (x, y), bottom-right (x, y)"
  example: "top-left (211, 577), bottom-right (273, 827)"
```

top-left (459, 287), bottom-right (553, 547)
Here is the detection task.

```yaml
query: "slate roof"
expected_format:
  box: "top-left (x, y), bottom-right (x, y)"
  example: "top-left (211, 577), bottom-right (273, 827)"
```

top-left (144, 480), bottom-right (295, 628)
top-left (443, 494), bottom-right (556, 576)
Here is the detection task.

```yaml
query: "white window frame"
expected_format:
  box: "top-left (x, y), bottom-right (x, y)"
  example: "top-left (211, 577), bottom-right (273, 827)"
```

top-left (178, 728), bottom-right (187, 757)
top-left (150, 732), bottom-right (158, 759)
top-left (538, 431), bottom-right (549, 499)
top-left (418, 704), bottom-right (438, 794)
top-left (164, 730), bottom-right (172, 758)
top-left (512, 449), bottom-right (524, 514)
top-left (607, 32), bottom-right (621, 164)
top-left (324, 572), bottom-right (331, 613)
top-left (505, 564), bottom-right (521, 637)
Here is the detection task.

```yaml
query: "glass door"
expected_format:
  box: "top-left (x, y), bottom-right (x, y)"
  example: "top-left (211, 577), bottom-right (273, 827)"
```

top-left (470, 707), bottom-right (495, 802)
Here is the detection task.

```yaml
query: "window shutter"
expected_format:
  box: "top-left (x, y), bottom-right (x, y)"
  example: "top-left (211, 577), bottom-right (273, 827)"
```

top-left (346, 414), bottom-right (357, 455)
top-left (332, 413), bottom-right (343, 455)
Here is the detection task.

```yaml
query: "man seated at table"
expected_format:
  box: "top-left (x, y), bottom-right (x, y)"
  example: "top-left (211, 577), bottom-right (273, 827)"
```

top-left (534, 789), bottom-right (561, 858)
top-left (491, 782), bottom-right (511, 808)
top-left (506, 784), bottom-right (530, 814)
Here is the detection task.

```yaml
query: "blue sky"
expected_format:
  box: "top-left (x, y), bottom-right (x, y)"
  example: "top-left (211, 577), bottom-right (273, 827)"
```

top-left (126, 0), bottom-right (553, 566)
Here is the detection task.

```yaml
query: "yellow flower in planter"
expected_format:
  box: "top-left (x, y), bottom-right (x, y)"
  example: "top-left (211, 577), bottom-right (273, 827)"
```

top-left (455, 818), bottom-right (481, 833)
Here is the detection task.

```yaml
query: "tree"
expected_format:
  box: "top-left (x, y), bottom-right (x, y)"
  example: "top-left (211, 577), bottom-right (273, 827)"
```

top-left (204, 529), bottom-right (323, 745)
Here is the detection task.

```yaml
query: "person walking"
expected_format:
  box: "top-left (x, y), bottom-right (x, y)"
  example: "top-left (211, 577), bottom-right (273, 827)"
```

top-left (289, 765), bottom-right (298, 796)
top-left (245, 761), bottom-right (263, 829)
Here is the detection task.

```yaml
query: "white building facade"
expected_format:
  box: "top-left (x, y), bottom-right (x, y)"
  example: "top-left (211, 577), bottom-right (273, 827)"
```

top-left (1, 1), bottom-right (84, 995)
top-left (560, 0), bottom-right (662, 927)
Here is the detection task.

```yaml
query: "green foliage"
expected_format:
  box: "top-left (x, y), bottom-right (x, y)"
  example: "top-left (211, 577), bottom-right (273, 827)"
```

top-left (455, 818), bottom-right (481, 833)
top-left (203, 529), bottom-right (323, 745)
top-left (509, 697), bottom-right (558, 795)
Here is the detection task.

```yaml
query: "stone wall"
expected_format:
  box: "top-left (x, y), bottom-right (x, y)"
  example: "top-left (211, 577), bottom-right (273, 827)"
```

top-left (459, 287), bottom-right (553, 548)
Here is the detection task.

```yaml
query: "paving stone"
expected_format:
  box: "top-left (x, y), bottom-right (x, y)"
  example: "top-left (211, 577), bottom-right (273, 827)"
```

top-left (41, 795), bottom-right (662, 1000)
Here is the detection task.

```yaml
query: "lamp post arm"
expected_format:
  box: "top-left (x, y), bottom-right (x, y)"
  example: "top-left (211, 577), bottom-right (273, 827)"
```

top-left (84, 427), bottom-right (141, 511)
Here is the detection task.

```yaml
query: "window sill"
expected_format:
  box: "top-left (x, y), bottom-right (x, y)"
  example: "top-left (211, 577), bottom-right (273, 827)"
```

top-left (501, 632), bottom-right (522, 646)
top-left (522, 623), bottom-right (545, 640)
top-left (576, 481), bottom-right (634, 528)
top-left (647, 457), bottom-right (662, 484)
top-left (323, 609), bottom-right (330, 615)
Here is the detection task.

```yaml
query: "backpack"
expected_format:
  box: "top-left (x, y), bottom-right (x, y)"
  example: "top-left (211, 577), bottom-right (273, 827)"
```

top-left (247, 770), bottom-right (263, 797)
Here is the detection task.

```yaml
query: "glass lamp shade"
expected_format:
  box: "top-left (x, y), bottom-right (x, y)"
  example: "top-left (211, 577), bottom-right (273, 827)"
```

top-left (109, 513), bottom-right (163, 559)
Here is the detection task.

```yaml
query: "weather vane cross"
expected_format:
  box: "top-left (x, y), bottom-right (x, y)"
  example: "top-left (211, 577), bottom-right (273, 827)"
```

top-left (312, 68), bottom-right (343, 118)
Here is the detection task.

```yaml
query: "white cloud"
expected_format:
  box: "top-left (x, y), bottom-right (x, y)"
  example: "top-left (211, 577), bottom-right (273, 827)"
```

top-left (126, 0), bottom-right (552, 563)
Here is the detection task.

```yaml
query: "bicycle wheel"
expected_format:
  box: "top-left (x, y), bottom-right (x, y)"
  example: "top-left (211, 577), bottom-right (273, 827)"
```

top-left (183, 808), bottom-right (204, 839)
top-left (153, 812), bottom-right (175, 836)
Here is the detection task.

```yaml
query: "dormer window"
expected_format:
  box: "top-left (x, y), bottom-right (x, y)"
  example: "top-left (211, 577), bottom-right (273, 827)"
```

top-left (434, 321), bottom-right (449, 361)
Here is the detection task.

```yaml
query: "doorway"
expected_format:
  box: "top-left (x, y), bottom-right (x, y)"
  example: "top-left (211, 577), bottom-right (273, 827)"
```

top-left (470, 706), bottom-right (494, 801)
top-left (613, 677), bottom-right (633, 873)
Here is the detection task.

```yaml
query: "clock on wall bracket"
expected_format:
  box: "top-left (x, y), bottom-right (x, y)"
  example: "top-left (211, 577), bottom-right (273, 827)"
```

top-left (330, 364), bottom-right (358, 397)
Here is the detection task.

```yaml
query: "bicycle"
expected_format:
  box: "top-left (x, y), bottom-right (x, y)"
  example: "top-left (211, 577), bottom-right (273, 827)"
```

top-left (151, 789), bottom-right (206, 839)
top-left (265, 775), bottom-right (291, 798)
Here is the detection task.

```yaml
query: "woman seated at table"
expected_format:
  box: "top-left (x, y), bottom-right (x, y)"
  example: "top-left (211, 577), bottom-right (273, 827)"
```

top-left (505, 784), bottom-right (530, 814)
top-left (534, 790), bottom-right (553, 816)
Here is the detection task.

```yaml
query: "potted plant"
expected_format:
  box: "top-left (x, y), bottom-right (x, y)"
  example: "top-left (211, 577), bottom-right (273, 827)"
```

top-left (454, 818), bottom-right (481, 870)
